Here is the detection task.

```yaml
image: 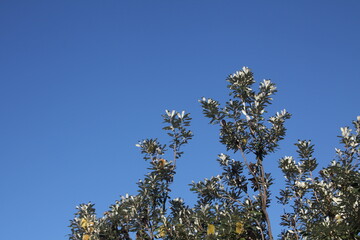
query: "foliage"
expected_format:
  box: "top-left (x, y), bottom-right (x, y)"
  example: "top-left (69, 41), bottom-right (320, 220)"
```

top-left (191, 67), bottom-right (291, 240)
top-left (69, 67), bottom-right (360, 240)
top-left (278, 117), bottom-right (360, 239)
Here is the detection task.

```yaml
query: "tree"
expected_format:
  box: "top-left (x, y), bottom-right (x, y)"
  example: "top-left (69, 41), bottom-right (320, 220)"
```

top-left (69, 67), bottom-right (360, 240)
top-left (278, 119), bottom-right (360, 239)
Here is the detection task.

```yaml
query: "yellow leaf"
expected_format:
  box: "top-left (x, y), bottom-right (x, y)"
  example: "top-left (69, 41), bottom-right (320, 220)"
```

top-left (335, 214), bottom-right (343, 223)
top-left (235, 222), bottom-right (244, 234)
top-left (158, 158), bottom-right (166, 168)
top-left (207, 224), bottom-right (215, 235)
top-left (80, 218), bottom-right (88, 229)
top-left (158, 225), bottom-right (166, 237)
top-left (82, 234), bottom-right (90, 240)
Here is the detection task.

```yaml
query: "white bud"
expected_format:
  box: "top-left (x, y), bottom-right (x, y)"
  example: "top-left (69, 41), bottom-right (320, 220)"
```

top-left (340, 127), bottom-right (351, 138)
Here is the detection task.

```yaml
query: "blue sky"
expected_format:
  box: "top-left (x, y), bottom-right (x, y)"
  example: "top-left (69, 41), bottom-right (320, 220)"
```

top-left (0, 1), bottom-right (359, 239)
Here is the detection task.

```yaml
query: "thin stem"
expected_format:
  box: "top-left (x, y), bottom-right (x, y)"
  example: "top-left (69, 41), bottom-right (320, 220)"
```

top-left (238, 145), bottom-right (272, 240)
top-left (258, 160), bottom-right (273, 240)
top-left (245, 192), bottom-right (265, 240)
top-left (218, 192), bottom-right (246, 208)
top-left (173, 143), bottom-right (177, 168)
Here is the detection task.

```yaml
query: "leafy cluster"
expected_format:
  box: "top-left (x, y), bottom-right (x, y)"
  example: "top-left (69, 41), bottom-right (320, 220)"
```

top-left (69, 110), bottom-right (193, 240)
top-left (69, 67), bottom-right (359, 240)
top-left (279, 117), bottom-right (360, 239)
top-left (196, 67), bottom-right (292, 240)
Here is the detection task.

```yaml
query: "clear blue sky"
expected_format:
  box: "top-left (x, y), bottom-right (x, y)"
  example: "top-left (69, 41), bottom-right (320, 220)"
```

top-left (1, 1), bottom-right (359, 239)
